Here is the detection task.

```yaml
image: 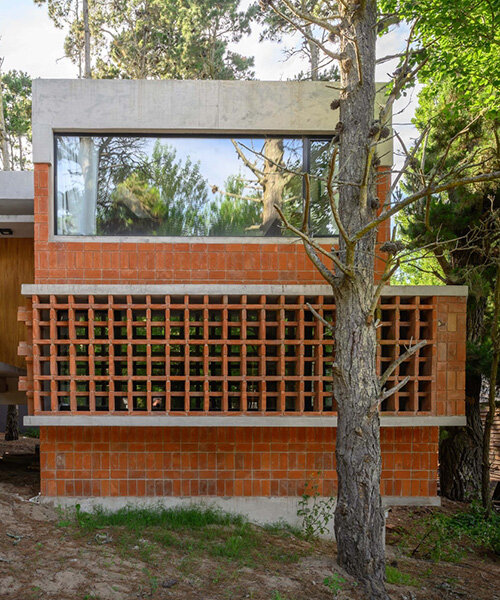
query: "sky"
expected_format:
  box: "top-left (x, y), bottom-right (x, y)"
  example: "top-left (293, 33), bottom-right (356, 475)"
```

top-left (0, 0), bottom-right (420, 171)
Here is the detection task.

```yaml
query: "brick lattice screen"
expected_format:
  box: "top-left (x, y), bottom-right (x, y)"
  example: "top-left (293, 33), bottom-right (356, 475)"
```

top-left (21, 293), bottom-right (440, 416)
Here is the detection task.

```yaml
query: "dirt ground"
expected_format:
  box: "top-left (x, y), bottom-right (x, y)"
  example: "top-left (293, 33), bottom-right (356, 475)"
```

top-left (0, 437), bottom-right (499, 600)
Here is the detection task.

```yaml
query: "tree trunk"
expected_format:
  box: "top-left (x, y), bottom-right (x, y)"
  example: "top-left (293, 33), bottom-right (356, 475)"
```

top-left (333, 2), bottom-right (388, 598)
top-left (83, 0), bottom-right (92, 78)
top-left (439, 294), bottom-right (485, 501)
top-left (261, 138), bottom-right (286, 232)
top-left (482, 265), bottom-right (500, 513)
top-left (5, 404), bottom-right (19, 441)
top-left (0, 70), bottom-right (10, 170)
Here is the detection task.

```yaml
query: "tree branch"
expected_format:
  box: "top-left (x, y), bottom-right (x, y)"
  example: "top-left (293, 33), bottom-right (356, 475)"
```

top-left (354, 170), bottom-right (500, 242)
top-left (379, 376), bottom-right (410, 402)
top-left (380, 340), bottom-right (428, 388)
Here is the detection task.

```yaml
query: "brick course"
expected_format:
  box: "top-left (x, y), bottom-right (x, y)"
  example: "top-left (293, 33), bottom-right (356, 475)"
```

top-left (40, 426), bottom-right (439, 498)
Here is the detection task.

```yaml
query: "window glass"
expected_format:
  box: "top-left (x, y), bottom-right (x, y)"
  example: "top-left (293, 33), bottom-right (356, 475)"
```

top-left (55, 135), bottom-right (336, 237)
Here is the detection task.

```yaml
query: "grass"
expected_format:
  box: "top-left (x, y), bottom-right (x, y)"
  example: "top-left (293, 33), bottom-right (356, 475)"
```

top-left (59, 504), bottom-right (307, 572)
top-left (398, 502), bottom-right (500, 562)
top-left (70, 503), bottom-right (245, 532)
top-left (385, 565), bottom-right (420, 587)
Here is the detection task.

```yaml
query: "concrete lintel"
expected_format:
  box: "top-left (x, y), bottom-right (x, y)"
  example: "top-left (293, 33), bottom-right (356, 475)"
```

top-left (24, 415), bottom-right (466, 427)
top-left (0, 171), bottom-right (34, 215)
top-left (21, 283), bottom-right (468, 298)
top-left (32, 80), bottom-right (393, 165)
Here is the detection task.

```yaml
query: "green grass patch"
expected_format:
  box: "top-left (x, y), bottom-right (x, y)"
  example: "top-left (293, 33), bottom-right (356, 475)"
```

top-left (399, 502), bottom-right (500, 562)
top-left (60, 503), bottom-right (307, 570)
top-left (385, 565), bottom-right (419, 587)
top-left (69, 503), bottom-right (245, 533)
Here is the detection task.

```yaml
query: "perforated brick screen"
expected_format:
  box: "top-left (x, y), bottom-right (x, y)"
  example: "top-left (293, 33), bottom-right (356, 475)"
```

top-left (23, 293), bottom-right (437, 416)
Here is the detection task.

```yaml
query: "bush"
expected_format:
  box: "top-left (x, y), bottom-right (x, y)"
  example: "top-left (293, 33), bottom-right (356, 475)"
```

top-left (401, 503), bottom-right (500, 561)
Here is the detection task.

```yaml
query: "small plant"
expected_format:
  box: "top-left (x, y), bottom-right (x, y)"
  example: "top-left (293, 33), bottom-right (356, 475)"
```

top-left (297, 475), bottom-right (335, 538)
top-left (385, 565), bottom-right (419, 587)
top-left (400, 502), bottom-right (500, 562)
top-left (271, 592), bottom-right (292, 600)
top-left (323, 573), bottom-right (346, 595)
top-left (23, 428), bottom-right (40, 438)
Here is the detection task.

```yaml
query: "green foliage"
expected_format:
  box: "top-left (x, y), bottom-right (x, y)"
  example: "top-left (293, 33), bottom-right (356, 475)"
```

top-left (255, 0), bottom-right (339, 81)
top-left (378, 0), bottom-right (500, 115)
top-left (297, 477), bottom-right (335, 539)
top-left (22, 428), bottom-right (40, 439)
top-left (400, 503), bottom-right (500, 562)
top-left (323, 573), bottom-right (346, 595)
top-left (385, 565), bottom-right (419, 587)
top-left (207, 175), bottom-right (262, 236)
top-left (97, 141), bottom-right (210, 235)
top-left (0, 70), bottom-right (32, 169)
top-left (36, 0), bottom-right (257, 81)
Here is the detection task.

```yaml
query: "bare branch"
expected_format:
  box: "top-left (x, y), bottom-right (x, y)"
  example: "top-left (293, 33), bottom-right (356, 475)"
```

top-left (379, 376), bottom-right (410, 402)
top-left (380, 340), bottom-right (428, 387)
top-left (232, 140), bottom-right (264, 181)
top-left (306, 302), bottom-right (335, 331)
top-left (354, 170), bottom-right (500, 242)
top-left (274, 203), bottom-right (353, 277)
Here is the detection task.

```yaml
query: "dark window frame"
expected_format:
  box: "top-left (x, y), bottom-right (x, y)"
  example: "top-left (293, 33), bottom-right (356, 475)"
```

top-left (53, 132), bottom-right (335, 238)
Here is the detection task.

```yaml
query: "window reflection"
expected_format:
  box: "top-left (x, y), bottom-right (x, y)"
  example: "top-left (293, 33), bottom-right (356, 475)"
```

top-left (55, 135), bottom-right (336, 237)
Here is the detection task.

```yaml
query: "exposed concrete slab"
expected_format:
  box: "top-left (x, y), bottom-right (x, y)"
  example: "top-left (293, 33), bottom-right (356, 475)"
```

top-left (24, 415), bottom-right (466, 427)
top-left (0, 215), bottom-right (34, 238)
top-left (0, 171), bottom-right (34, 214)
top-left (39, 495), bottom-right (440, 536)
top-left (21, 283), bottom-right (468, 297)
top-left (32, 79), bottom-right (393, 165)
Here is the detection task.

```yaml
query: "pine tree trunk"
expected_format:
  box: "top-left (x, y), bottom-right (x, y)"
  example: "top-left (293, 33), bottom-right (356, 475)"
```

top-left (482, 266), bottom-right (500, 513)
top-left (262, 138), bottom-right (285, 231)
top-left (5, 404), bottom-right (19, 441)
top-left (439, 295), bottom-right (485, 501)
top-left (333, 2), bottom-right (388, 598)
top-left (0, 70), bottom-right (11, 170)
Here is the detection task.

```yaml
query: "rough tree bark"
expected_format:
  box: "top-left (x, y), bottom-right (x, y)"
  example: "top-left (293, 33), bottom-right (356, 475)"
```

top-left (332, 2), bottom-right (388, 598)
top-left (5, 405), bottom-right (19, 441)
top-left (482, 264), bottom-right (500, 513)
top-left (0, 64), bottom-right (10, 170)
top-left (261, 138), bottom-right (286, 230)
top-left (439, 288), bottom-right (486, 500)
top-left (83, 0), bottom-right (91, 79)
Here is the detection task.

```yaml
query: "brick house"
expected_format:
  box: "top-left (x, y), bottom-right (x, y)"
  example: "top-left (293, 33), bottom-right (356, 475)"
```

top-left (12, 79), bottom-right (466, 522)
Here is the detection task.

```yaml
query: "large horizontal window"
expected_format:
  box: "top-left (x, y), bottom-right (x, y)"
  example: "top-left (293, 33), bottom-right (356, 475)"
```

top-left (55, 134), bottom-right (335, 237)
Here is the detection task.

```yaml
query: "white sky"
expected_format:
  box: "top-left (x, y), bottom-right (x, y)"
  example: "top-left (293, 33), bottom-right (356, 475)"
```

top-left (0, 0), bottom-right (419, 170)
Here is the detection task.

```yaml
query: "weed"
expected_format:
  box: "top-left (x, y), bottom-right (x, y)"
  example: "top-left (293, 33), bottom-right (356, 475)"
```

top-left (23, 428), bottom-right (40, 439)
top-left (400, 502), bottom-right (500, 562)
top-left (297, 476), bottom-right (335, 539)
top-left (323, 573), bottom-right (346, 595)
top-left (385, 565), bottom-right (419, 587)
top-left (262, 521), bottom-right (303, 539)
top-left (271, 592), bottom-right (292, 600)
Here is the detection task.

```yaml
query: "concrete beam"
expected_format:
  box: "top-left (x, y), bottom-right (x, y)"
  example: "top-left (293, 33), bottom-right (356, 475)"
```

top-left (0, 215), bottom-right (34, 238)
top-left (32, 80), bottom-right (393, 165)
top-left (21, 283), bottom-right (469, 297)
top-left (24, 415), bottom-right (466, 427)
top-left (0, 171), bottom-right (34, 215)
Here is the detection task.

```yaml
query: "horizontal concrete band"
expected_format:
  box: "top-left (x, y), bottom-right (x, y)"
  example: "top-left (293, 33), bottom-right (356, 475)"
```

top-left (0, 215), bottom-right (34, 222)
top-left (21, 283), bottom-right (468, 297)
top-left (24, 415), bottom-right (466, 427)
top-left (40, 496), bottom-right (440, 536)
top-left (33, 80), bottom-right (393, 164)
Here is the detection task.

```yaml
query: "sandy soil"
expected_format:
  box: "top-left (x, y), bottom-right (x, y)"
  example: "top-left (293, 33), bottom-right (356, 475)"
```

top-left (0, 439), bottom-right (499, 600)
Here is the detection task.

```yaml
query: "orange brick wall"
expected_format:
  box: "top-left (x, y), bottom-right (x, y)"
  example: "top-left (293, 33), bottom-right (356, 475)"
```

top-left (33, 164), bottom-right (391, 285)
top-left (40, 426), bottom-right (438, 498)
top-left (436, 295), bottom-right (467, 416)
